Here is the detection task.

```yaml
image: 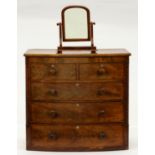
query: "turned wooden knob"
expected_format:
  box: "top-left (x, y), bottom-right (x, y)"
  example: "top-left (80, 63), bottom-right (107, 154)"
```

top-left (49, 110), bottom-right (58, 118)
top-left (48, 133), bottom-right (58, 140)
top-left (75, 83), bottom-right (80, 87)
top-left (99, 132), bottom-right (106, 139)
top-left (50, 68), bottom-right (57, 75)
top-left (49, 89), bottom-right (57, 96)
top-left (49, 64), bottom-right (57, 75)
top-left (97, 68), bottom-right (106, 75)
top-left (97, 88), bottom-right (105, 96)
top-left (98, 110), bottom-right (105, 116)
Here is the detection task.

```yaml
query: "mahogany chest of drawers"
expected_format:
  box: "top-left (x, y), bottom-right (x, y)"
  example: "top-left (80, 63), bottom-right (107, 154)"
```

top-left (24, 49), bottom-right (131, 151)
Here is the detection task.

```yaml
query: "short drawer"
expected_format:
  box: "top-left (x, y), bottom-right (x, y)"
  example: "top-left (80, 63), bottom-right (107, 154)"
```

top-left (28, 124), bottom-right (126, 151)
top-left (30, 102), bottom-right (124, 124)
top-left (30, 63), bottom-right (76, 81)
top-left (31, 82), bottom-right (124, 101)
top-left (79, 63), bottom-right (124, 81)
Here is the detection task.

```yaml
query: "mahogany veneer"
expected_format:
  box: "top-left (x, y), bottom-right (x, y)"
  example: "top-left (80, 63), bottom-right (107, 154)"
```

top-left (24, 49), bottom-right (131, 151)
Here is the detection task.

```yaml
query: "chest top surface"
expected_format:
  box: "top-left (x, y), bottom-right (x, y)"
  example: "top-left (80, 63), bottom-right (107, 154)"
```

top-left (24, 49), bottom-right (131, 57)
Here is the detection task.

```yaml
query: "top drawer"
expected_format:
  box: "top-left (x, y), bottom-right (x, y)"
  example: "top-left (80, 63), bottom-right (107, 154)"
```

top-left (30, 63), bottom-right (76, 81)
top-left (30, 62), bottom-right (124, 82)
top-left (79, 63), bottom-right (124, 81)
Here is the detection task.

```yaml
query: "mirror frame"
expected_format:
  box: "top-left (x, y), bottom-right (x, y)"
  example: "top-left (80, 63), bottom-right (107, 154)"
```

top-left (62, 5), bottom-right (91, 41)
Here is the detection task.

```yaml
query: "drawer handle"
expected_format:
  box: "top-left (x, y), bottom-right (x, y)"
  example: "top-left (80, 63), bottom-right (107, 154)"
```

top-left (51, 64), bottom-right (55, 68)
top-left (97, 88), bottom-right (105, 96)
top-left (97, 68), bottom-right (106, 76)
top-left (50, 68), bottom-right (57, 75)
top-left (49, 110), bottom-right (58, 118)
top-left (49, 89), bottom-right (57, 96)
top-left (75, 83), bottom-right (80, 87)
top-left (99, 132), bottom-right (106, 139)
top-left (98, 110), bottom-right (105, 116)
top-left (48, 133), bottom-right (58, 140)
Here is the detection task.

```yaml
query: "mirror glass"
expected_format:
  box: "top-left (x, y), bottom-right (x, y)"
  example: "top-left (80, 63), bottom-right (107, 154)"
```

top-left (63, 8), bottom-right (89, 40)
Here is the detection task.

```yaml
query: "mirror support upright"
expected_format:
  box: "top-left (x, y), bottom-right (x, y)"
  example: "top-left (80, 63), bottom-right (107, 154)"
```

top-left (57, 23), bottom-right (63, 54)
top-left (57, 5), bottom-right (96, 54)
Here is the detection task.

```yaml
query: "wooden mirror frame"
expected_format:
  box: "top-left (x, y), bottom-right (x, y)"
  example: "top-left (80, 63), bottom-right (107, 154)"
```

top-left (62, 5), bottom-right (91, 41)
top-left (57, 5), bottom-right (96, 54)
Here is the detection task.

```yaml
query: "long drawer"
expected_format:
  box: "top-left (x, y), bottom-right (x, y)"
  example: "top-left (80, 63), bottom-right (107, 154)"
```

top-left (30, 102), bottom-right (124, 124)
top-left (31, 82), bottom-right (124, 101)
top-left (28, 124), bottom-right (126, 151)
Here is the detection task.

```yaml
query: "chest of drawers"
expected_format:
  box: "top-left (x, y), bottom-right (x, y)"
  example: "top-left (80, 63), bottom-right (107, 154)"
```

top-left (24, 49), bottom-right (131, 151)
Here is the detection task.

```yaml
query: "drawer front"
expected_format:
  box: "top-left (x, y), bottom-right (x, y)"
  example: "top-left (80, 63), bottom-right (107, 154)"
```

top-left (30, 63), bottom-right (76, 81)
top-left (31, 82), bottom-right (124, 101)
top-left (29, 124), bottom-right (125, 151)
top-left (79, 63), bottom-right (124, 81)
top-left (30, 102), bottom-right (124, 123)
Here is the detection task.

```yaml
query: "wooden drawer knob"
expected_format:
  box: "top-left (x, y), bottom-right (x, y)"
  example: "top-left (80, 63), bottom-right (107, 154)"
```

top-left (49, 89), bottom-right (57, 96)
top-left (98, 110), bottom-right (105, 116)
top-left (51, 64), bottom-right (55, 67)
top-left (97, 88), bottom-right (105, 96)
top-left (97, 68), bottom-right (106, 75)
top-left (50, 68), bottom-right (57, 75)
top-left (75, 83), bottom-right (80, 87)
top-left (49, 64), bottom-right (57, 75)
top-left (48, 133), bottom-right (58, 140)
top-left (99, 132), bottom-right (106, 139)
top-left (49, 110), bottom-right (58, 118)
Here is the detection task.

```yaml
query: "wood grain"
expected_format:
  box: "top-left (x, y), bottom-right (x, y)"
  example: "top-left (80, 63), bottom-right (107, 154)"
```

top-left (31, 63), bottom-right (76, 81)
top-left (30, 102), bottom-right (124, 124)
top-left (28, 124), bottom-right (126, 151)
top-left (25, 50), bottom-right (130, 151)
top-left (31, 82), bottom-right (124, 101)
top-left (79, 63), bottom-right (124, 81)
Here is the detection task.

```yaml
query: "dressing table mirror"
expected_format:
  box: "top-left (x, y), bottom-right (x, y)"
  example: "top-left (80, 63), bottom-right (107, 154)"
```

top-left (57, 5), bottom-right (96, 53)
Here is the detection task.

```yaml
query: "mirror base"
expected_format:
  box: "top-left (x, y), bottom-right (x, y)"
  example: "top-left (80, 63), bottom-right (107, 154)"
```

top-left (57, 46), bottom-right (96, 54)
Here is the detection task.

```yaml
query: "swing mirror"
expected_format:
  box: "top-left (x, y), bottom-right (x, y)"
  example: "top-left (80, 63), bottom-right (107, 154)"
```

top-left (57, 5), bottom-right (96, 54)
top-left (62, 6), bottom-right (90, 41)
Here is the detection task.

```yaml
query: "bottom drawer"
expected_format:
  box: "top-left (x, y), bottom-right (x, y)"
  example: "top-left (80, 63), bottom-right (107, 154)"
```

top-left (27, 124), bottom-right (128, 151)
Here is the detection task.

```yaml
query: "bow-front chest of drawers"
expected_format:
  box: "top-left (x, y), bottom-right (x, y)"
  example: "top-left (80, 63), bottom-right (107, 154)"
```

top-left (24, 49), bottom-right (131, 151)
